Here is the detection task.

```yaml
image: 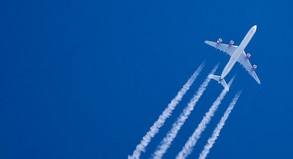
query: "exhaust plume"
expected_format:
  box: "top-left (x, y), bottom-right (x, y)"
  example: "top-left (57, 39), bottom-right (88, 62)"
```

top-left (176, 77), bottom-right (235, 159)
top-left (152, 65), bottom-right (218, 159)
top-left (128, 63), bottom-right (205, 159)
top-left (199, 92), bottom-right (241, 159)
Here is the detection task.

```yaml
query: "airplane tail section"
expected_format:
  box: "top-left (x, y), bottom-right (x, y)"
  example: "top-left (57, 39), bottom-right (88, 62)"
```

top-left (209, 74), bottom-right (229, 91)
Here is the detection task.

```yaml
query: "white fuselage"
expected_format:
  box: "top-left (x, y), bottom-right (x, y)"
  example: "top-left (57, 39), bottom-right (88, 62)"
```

top-left (220, 25), bottom-right (257, 79)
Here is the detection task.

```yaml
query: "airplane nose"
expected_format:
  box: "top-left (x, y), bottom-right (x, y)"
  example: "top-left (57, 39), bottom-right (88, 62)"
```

top-left (253, 25), bottom-right (257, 30)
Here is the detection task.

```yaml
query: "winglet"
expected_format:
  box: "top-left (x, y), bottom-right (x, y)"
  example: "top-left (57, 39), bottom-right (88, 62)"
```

top-left (209, 74), bottom-right (229, 91)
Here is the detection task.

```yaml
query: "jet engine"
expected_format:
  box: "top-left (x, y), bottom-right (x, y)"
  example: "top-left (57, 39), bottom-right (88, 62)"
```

top-left (229, 40), bottom-right (234, 46)
top-left (217, 38), bottom-right (222, 44)
top-left (252, 64), bottom-right (257, 71)
top-left (246, 53), bottom-right (251, 60)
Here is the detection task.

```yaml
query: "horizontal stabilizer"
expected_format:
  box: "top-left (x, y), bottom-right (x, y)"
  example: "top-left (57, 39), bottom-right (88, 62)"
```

top-left (209, 74), bottom-right (229, 91)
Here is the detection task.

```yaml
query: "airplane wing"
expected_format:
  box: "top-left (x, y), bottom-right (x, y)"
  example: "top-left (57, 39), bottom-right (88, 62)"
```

top-left (237, 51), bottom-right (261, 84)
top-left (204, 40), bottom-right (238, 56)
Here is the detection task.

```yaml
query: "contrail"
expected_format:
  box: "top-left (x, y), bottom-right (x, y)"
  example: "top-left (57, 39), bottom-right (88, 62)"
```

top-left (152, 65), bottom-right (218, 159)
top-left (176, 77), bottom-right (235, 159)
top-left (199, 92), bottom-right (241, 159)
top-left (128, 63), bottom-right (205, 159)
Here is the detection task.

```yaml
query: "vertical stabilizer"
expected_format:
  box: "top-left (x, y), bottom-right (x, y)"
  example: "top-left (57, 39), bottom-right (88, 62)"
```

top-left (209, 74), bottom-right (229, 91)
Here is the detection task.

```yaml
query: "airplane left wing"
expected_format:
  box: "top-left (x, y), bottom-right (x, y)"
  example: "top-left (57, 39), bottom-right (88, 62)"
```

top-left (205, 40), bottom-right (238, 56)
top-left (237, 51), bottom-right (261, 84)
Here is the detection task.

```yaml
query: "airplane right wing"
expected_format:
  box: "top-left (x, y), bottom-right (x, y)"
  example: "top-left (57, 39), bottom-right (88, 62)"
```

top-left (205, 40), bottom-right (238, 56)
top-left (237, 51), bottom-right (261, 84)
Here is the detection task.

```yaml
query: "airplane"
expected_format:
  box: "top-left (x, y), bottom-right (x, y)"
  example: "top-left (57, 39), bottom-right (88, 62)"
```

top-left (205, 25), bottom-right (261, 91)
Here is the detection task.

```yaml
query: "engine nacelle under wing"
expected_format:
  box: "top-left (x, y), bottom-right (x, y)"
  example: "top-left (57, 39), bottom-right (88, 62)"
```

top-left (217, 38), bottom-right (222, 44)
top-left (246, 53), bottom-right (251, 60)
top-left (252, 64), bottom-right (257, 71)
top-left (229, 40), bottom-right (234, 46)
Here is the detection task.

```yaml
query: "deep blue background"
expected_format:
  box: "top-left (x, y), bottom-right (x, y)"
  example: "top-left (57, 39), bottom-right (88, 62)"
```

top-left (0, 0), bottom-right (293, 159)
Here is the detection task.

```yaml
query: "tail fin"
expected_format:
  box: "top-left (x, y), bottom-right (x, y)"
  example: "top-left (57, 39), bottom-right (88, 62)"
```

top-left (209, 74), bottom-right (229, 91)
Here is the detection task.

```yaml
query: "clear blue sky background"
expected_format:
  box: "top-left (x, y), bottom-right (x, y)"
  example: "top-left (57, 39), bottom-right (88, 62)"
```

top-left (1, 0), bottom-right (293, 159)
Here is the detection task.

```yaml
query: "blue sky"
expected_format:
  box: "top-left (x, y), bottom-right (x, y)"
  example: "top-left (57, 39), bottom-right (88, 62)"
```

top-left (0, 0), bottom-right (293, 159)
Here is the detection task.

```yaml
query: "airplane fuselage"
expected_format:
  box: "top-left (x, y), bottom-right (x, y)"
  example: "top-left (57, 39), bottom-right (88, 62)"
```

top-left (220, 25), bottom-right (257, 79)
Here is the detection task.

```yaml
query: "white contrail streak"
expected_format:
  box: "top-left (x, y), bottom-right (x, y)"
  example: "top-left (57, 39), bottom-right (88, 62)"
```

top-left (128, 63), bottom-right (205, 159)
top-left (176, 77), bottom-right (235, 159)
top-left (199, 92), bottom-right (241, 159)
top-left (152, 65), bottom-right (218, 159)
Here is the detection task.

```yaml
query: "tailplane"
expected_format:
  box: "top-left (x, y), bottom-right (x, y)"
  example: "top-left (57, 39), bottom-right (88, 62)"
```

top-left (209, 74), bottom-right (229, 91)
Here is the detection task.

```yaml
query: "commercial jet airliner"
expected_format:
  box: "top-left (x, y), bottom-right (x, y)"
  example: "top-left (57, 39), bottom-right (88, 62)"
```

top-left (205, 25), bottom-right (261, 91)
